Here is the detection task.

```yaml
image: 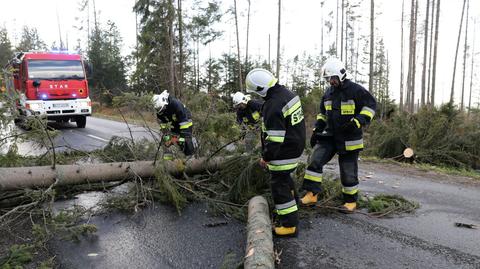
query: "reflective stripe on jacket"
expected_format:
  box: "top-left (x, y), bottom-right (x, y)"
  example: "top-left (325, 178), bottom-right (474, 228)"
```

top-left (261, 84), bottom-right (306, 171)
top-left (316, 79), bottom-right (377, 153)
top-left (156, 96), bottom-right (193, 136)
top-left (236, 99), bottom-right (264, 125)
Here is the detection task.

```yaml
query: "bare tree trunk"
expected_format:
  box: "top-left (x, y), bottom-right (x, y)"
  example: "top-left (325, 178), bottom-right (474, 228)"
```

top-left (244, 196), bottom-right (275, 269)
top-left (369, 0), bottom-right (375, 93)
top-left (468, 19), bottom-right (476, 115)
top-left (407, 0), bottom-right (418, 112)
top-left (460, 0), bottom-right (469, 110)
top-left (421, 0), bottom-right (431, 107)
top-left (321, 1), bottom-right (325, 59)
top-left (177, 0), bottom-right (184, 98)
top-left (245, 0), bottom-right (251, 68)
top-left (0, 158), bottom-right (227, 191)
top-left (344, 1), bottom-right (349, 68)
top-left (410, 0), bottom-right (418, 112)
top-left (341, 0), bottom-right (345, 61)
top-left (193, 38), bottom-right (197, 92)
top-left (207, 46), bottom-right (212, 92)
top-left (355, 33), bottom-right (360, 81)
top-left (233, 0), bottom-right (243, 91)
top-left (427, 0), bottom-right (435, 104)
top-left (336, 0), bottom-right (339, 56)
top-left (276, 0), bottom-right (282, 77)
top-left (168, 0), bottom-right (175, 95)
top-left (450, 0), bottom-right (467, 104)
top-left (431, 0), bottom-right (440, 106)
top-left (196, 39), bottom-right (200, 91)
top-left (268, 34), bottom-right (271, 69)
top-left (400, 0), bottom-right (405, 111)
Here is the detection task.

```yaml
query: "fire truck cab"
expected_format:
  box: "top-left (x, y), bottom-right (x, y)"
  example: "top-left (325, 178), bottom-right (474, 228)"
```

top-left (4, 51), bottom-right (92, 128)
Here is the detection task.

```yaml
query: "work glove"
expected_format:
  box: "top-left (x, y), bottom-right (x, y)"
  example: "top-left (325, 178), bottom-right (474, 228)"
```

top-left (340, 118), bottom-right (360, 133)
top-left (310, 121), bottom-right (327, 148)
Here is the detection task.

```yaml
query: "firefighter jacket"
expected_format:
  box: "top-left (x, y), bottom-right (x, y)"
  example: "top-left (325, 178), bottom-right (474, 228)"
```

top-left (156, 96), bottom-right (193, 137)
top-left (236, 99), bottom-right (263, 126)
top-left (315, 79), bottom-right (376, 153)
top-left (261, 84), bottom-right (306, 171)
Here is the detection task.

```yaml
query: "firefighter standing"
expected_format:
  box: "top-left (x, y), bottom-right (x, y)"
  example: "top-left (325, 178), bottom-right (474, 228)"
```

top-left (232, 91), bottom-right (263, 152)
top-left (152, 90), bottom-right (195, 158)
top-left (246, 68), bottom-right (306, 237)
top-left (301, 58), bottom-right (376, 212)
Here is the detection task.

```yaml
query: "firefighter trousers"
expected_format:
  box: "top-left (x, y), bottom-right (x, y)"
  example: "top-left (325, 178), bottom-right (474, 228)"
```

top-left (271, 169), bottom-right (299, 227)
top-left (301, 142), bottom-right (359, 203)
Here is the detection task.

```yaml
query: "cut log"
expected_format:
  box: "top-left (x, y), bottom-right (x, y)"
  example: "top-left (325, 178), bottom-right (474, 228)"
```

top-left (403, 147), bottom-right (414, 158)
top-left (0, 157), bottom-right (226, 191)
top-left (244, 196), bottom-right (275, 269)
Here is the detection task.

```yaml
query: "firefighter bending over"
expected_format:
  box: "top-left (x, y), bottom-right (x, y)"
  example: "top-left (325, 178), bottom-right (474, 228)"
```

top-left (232, 91), bottom-right (264, 152)
top-left (246, 68), bottom-right (306, 237)
top-left (152, 90), bottom-right (196, 159)
top-left (301, 58), bottom-right (377, 212)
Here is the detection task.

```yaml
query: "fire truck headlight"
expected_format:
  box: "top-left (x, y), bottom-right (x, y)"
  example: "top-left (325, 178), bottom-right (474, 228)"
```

top-left (78, 101), bottom-right (91, 107)
top-left (41, 94), bottom-right (48, 99)
top-left (29, 103), bottom-right (43, 110)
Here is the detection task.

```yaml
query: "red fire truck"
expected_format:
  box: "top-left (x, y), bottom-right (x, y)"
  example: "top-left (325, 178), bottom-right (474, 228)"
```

top-left (3, 51), bottom-right (92, 128)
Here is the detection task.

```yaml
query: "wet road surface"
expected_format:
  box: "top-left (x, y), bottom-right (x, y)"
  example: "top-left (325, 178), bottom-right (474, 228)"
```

top-left (15, 117), bottom-right (480, 268)
top-left (275, 161), bottom-right (480, 268)
top-left (50, 202), bottom-right (245, 269)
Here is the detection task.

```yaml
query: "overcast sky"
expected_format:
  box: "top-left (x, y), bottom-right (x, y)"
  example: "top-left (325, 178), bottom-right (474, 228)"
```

top-left (1, 0), bottom-right (480, 106)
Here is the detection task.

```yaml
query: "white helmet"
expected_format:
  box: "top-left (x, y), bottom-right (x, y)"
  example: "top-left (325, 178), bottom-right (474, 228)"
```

top-left (322, 58), bottom-right (347, 82)
top-left (245, 68), bottom-right (278, 97)
top-left (152, 90), bottom-right (169, 112)
top-left (232, 91), bottom-right (251, 107)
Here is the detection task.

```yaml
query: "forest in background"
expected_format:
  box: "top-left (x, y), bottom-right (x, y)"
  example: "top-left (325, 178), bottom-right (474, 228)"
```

top-left (0, 0), bottom-right (479, 170)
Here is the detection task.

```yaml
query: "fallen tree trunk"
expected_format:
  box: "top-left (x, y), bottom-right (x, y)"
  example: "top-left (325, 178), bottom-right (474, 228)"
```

top-left (244, 195), bottom-right (274, 269)
top-left (0, 157), bottom-right (225, 191)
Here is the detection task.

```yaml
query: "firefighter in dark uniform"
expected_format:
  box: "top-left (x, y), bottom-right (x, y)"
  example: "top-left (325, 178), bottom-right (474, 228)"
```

top-left (246, 68), bottom-right (306, 237)
top-left (301, 58), bottom-right (376, 212)
top-left (232, 91), bottom-right (263, 151)
top-left (152, 90), bottom-right (195, 158)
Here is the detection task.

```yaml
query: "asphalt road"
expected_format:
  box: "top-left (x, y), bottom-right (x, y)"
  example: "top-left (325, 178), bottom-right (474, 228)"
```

top-left (17, 116), bottom-right (159, 155)
top-left (16, 116), bottom-right (480, 268)
top-left (276, 161), bottom-right (480, 268)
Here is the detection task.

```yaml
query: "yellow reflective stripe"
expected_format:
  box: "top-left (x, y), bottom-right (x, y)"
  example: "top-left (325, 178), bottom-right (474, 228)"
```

top-left (276, 205), bottom-right (298, 215)
top-left (275, 200), bottom-right (296, 210)
top-left (304, 174), bottom-right (322, 182)
top-left (316, 113), bottom-right (326, 121)
top-left (267, 163), bottom-right (298, 171)
top-left (342, 186), bottom-right (359, 195)
top-left (179, 121), bottom-right (193, 129)
top-left (283, 102), bottom-right (301, 117)
top-left (346, 144), bottom-right (364, 151)
top-left (160, 123), bottom-right (169, 128)
top-left (266, 136), bottom-right (284, 143)
top-left (252, 111), bottom-right (260, 121)
top-left (353, 118), bottom-right (361, 128)
top-left (360, 107), bottom-right (375, 119)
top-left (341, 104), bottom-right (355, 110)
top-left (178, 137), bottom-right (185, 142)
top-left (324, 101), bottom-right (332, 111)
top-left (283, 100), bottom-right (302, 117)
top-left (341, 101), bottom-right (355, 115)
top-left (304, 169), bottom-right (322, 182)
top-left (345, 139), bottom-right (364, 151)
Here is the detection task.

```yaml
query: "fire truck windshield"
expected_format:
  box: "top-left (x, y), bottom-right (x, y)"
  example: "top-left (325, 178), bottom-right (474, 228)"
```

top-left (27, 60), bottom-right (85, 80)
